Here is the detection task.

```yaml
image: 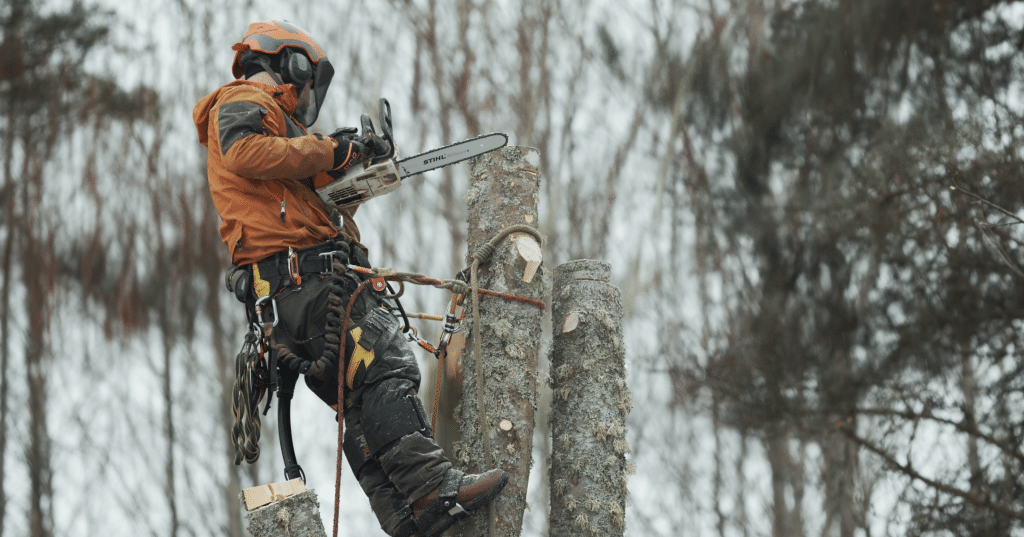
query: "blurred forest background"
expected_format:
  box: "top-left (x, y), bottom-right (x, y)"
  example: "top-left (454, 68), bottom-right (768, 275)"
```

top-left (3, 0), bottom-right (1024, 535)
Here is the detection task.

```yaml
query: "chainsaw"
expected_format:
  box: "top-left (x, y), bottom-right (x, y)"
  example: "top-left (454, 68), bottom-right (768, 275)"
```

top-left (316, 98), bottom-right (508, 209)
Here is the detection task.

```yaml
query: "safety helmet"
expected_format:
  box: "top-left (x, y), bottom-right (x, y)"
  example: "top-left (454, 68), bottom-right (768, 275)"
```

top-left (231, 20), bottom-right (335, 127)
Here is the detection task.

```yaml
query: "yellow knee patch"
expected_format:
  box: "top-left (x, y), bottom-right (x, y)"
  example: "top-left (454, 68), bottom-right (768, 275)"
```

top-left (347, 326), bottom-right (376, 389)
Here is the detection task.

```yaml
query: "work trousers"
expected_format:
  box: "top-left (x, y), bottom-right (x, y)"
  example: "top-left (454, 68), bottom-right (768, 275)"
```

top-left (267, 259), bottom-right (449, 533)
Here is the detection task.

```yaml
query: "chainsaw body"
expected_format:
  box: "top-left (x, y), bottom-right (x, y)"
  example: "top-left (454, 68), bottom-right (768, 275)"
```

top-left (317, 97), bottom-right (398, 210)
top-left (317, 157), bottom-right (401, 209)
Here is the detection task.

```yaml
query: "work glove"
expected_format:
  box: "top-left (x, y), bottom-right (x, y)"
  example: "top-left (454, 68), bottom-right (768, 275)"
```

top-left (329, 128), bottom-right (374, 177)
top-left (359, 113), bottom-right (391, 157)
top-left (360, 131), bottom-right (389, 157)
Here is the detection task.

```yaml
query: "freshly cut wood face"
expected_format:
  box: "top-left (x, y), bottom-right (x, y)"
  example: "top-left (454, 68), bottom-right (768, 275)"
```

top-left (242, 478), bottom-right (307, 511)
top-left (514, 234), bottom-right (542, 283)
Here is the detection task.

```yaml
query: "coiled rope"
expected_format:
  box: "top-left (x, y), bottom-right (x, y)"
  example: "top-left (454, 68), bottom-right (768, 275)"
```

top-left (232, 331), bottom-right (271, 466)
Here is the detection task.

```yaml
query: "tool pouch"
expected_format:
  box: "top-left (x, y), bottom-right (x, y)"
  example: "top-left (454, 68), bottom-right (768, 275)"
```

top-left (226, 264), bottom-right (252, 303)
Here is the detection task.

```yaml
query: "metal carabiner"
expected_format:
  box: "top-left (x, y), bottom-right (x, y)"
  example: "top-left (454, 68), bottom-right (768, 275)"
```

top-left (435, 298), bottom-right (463, 352)
top-left (254, 295), bottom-right (279, 329)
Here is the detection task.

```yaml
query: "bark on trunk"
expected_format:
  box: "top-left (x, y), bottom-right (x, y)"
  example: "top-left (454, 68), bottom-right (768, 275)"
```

top-left (548, 260), bottom-right (630, 537)
top-left (244, 490), bottom-right (327, 537)
top-left (449, 146), bottom-right (545, 537)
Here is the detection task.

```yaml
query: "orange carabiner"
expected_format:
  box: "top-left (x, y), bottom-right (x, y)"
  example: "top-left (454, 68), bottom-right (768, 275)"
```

top-left (288, 247), bottom-right (302, 286)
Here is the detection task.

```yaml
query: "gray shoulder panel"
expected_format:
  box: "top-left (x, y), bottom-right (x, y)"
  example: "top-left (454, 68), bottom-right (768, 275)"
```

top-left (218, 101), bottom-right (269, 155)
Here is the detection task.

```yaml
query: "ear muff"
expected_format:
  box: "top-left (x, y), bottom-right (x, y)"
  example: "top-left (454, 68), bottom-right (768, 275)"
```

top-left (282, 50), bottom-right (313, 87)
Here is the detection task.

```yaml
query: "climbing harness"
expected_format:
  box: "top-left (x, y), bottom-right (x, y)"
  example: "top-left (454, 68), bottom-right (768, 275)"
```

top-left (230, 239), bottom-right (353, 478)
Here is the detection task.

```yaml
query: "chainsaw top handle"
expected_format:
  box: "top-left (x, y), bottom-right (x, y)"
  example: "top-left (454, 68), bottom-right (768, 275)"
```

top-left (370, 97), bottom-right (395, 164)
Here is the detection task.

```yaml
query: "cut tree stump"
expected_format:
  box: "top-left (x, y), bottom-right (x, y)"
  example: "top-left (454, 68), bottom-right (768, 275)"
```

top-left (449, 146), bottom-right (545, 537)
top-left (242, 483), bottom-right (327, 537)
top-left (549, 260), bottom-right (631, 537)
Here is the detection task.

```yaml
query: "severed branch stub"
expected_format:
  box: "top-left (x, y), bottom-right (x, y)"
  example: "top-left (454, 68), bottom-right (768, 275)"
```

top-left (514, 233), bottom-right (543, 283)
top-left (561, 312), bottom-right (580, 333)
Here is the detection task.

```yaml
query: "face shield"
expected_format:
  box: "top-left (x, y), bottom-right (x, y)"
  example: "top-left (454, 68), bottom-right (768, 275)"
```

top-left (295, 57), bottom-right (334, 128)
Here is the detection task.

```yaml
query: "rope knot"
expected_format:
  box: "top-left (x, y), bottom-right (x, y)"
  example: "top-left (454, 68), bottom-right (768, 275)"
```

top-left (445, 279), bottom-right (470, 296)
top-left (471, 243), bottom-right (496, 264)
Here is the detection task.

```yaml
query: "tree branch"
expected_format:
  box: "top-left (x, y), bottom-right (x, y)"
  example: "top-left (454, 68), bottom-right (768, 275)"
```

top-left (950, 185), bottom-right (1024, 226)
top-left (840, 425), bottom-right (1024, 522)
top-left (852, 407), bottom-right (1024, 467)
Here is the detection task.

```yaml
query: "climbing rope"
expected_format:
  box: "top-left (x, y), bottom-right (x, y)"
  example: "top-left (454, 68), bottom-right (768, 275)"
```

top-left (345, 265), bottom-right (545, 310)
top-left (332, 277), bottom-right (374, 537)
top-left (429, 294), bottom-right (465, 432)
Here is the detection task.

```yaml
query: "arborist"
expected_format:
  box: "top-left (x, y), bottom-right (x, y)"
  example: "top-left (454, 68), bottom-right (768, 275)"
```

top-left (192, 20), bottom-right (507, 537)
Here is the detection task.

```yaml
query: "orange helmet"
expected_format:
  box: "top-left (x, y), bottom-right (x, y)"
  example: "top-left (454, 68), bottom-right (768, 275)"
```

top-left (232, 20), bottom-right (335, 126)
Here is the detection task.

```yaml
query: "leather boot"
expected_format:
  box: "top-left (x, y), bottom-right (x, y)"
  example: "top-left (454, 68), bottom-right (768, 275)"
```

top-left (408, 468), bottom-right (509, 536)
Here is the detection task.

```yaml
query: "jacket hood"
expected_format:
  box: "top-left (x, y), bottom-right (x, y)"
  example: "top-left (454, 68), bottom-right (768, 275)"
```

top-left (193, 80), bottom-right (299, 146)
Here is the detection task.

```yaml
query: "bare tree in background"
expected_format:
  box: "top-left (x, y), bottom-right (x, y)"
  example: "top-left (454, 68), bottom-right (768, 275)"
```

top-left (656, 1), bottom-right (1024, 535)
top-left (0, 2), bottom-right (132, 535)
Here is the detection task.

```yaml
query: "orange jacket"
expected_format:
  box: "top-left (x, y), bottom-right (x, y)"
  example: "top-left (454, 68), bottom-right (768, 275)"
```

top-left (193, 80), bottom-right (361, 266)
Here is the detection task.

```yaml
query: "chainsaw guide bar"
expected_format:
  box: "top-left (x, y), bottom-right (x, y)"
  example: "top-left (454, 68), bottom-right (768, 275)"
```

top-left (396, 132), bottom-right (509, 179)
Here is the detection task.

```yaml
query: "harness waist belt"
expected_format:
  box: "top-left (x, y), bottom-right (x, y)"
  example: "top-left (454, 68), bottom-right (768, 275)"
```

top-left (253, 240), bottom-right (349, 282)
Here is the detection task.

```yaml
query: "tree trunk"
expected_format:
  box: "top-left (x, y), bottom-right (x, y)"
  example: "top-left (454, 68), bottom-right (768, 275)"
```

top-left (198, 192), bottom-right (245, 537)
top-left (548, 260), bottom-right (629, 537)
top-left (0, 82), bottom-right (15, 537)
top-left (23, 143), bottom-right (52, 537)
top-left (162, 336), bottom-right (179, 537)
top-left (449, 147), bottom-right (545, 537)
